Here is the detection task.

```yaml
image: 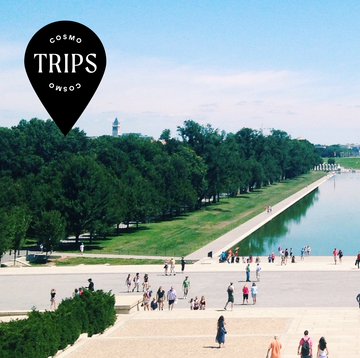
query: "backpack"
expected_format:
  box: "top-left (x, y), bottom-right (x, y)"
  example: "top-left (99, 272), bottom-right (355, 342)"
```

top-left (301, 338), bottom-right (310, 356)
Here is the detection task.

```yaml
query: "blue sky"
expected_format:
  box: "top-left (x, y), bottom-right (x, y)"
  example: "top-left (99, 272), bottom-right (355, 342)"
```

top-left (1, 1), bottom-right (360, 144)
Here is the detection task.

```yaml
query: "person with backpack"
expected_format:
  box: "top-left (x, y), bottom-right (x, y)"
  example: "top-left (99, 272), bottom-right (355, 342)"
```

top-left (297, 330), bottom-right (313, 357)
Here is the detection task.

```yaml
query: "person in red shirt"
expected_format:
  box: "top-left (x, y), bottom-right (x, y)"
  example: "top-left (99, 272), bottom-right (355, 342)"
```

top-left (297, 330), bottom-right (313, 357)
top-left (333, 248), bottom-right (338, 265)
top-left (242, 284), bottom-right (249, 304)
top-left (356, 251), bottom-right (360, 268)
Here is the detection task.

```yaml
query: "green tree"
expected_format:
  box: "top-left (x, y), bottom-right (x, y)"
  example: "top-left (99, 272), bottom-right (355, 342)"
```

top-left (9, 206), bottom-right (31, 264)
top-left (43, 155), bottom-right (118, 242)
top-left (0, 210), bottom-right (14, 267)
top-left (33, 210), bottom-right (66, 254)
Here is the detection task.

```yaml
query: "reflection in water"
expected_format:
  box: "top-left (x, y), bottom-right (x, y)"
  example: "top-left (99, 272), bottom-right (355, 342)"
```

top-left (232, 173), bottom-right (360, 255)
top-left (235, 190), bottom-right (318, 255)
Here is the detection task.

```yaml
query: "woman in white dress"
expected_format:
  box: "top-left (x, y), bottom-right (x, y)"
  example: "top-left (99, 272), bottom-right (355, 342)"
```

top-left (316, 336), bottom-right (329, 358)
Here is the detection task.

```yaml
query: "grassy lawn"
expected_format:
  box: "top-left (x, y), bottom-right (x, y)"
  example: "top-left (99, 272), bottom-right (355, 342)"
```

top-left (49, 257), bottom-right (164, 266)
top-left (327, 157), bottom-right (360, 169)
top-left (80, 171), bottom-right (327, 257)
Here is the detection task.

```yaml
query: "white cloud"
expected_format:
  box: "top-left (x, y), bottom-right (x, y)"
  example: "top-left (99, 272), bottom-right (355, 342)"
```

top-left (1, 52), bottom-right (360, 143)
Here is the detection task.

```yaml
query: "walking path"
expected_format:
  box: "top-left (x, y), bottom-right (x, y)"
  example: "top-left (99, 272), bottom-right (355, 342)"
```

top-left (54, 306), bottom-right (360, 358)
top-left (1, 255), bottom-right (360, 358)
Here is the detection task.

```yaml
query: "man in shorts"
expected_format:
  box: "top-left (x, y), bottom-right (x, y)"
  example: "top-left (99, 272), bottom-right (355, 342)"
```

top-left (167, 286), bottom-right (177, 310)
top-left (224, 282), bottom-right (234, 310)
top-left (182, 276), bottom-right (190, 299)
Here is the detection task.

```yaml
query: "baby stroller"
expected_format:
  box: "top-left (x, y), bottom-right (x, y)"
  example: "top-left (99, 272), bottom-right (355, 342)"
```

top-left (219, 252), bottom-right (227, 263)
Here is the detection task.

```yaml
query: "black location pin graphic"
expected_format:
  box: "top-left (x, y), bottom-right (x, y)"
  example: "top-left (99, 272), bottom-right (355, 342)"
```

top-left (24, 21), bottom-right (106, 135)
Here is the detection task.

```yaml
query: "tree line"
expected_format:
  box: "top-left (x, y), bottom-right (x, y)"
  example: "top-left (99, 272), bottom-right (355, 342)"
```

top-left (0, 118), bottom-right (321, 261)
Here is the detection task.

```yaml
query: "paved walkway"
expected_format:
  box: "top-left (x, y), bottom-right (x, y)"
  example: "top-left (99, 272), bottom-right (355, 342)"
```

top-left (1, 255), bottom-right (360, 358)
top-left (54, 306), bottom-right (360, 358)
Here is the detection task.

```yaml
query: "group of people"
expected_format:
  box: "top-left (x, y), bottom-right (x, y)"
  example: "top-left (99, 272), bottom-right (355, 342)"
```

top-left (126, 273), bottom-right (207, 311)
top-left (219, 248), bottom-right (263, 265)
top-left (189, 296), bottom-right (206, 310)
top-left (140, 285), bottom-right (175, 311)
top-left (332, 247), bottom-right (344, 264)
top-left (163, 256), bottom-right (186, 275)
top-left (224, 281), bottom-right (258, 310)
top-left (50, 278), bottom-right (95, 311)
top-left (265, 205), bottom-right (272, 213)
top-left (301, 245), bottom-right (311, 259)
top-left (215, 327), bottom-right (329, 357)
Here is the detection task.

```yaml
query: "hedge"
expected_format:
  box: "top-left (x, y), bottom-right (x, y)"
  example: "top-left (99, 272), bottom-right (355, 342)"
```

top-left (0, 290), bottom-right (116, 358)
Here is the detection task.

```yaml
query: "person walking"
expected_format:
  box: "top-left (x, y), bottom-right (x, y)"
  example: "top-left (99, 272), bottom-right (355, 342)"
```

top-left (242, 284), bottom-right (249, 304)
top-left (50, 288), bottom-right (57, 310)
top-left (224, 282), bottom-right (234, 310)
top-left (256, 263), bottom-right (261, 281)
top-left (164, 260), bottom-right (169, 275)
top-left (333, 248), bottom-right (338, 265)
top-left (182, 276), bottom-right (190, 299)
top-left (316, 336), bottom-right (329, 358)
top-left (80, 242), bottom-right (84, 255)
top-left (338, 249), bottom-right (343, 264)
top-left (245, 263), bottom-right (251, 282)
top-left (284, 248), bottom-right (289, 264)
top-left (251, 282), bottom-right (258, 304)
top-left (143, 290), bottom-right (150, 310)
top-left (266, 335), bottom-right (282, 358)
top-left (170, 257), bottom-right (176, 275)
top-left (156, 286), bottom-right (166, 311)
top-left (297, 330), bottom-right (313, 357)
top-left (356, 251), bottom-right (360, 268)
top-left (181, 256), bottom-right (186, 273)
top-left (142, 273), bottom-right (149, 292)
top-left (215, 315), bottom-right (226, 348)
top-left (87, 278), bottom-right (94, 291)
top-left (200, 295), bottom-right (206, 310)
top-left (125, 274), bottom-right (132, 292)
top-left (132, 273), bottom-right (140, 292)
top-left (167, 286), bottom-right (177, 310)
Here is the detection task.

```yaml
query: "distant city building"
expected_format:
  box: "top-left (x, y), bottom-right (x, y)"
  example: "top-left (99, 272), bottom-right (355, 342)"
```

top-left (112, 118), bottom-right (120, 137)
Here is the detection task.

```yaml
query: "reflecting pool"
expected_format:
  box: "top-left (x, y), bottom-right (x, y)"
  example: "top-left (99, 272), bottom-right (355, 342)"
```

top-left (235, 172), bottom-right (360, 256)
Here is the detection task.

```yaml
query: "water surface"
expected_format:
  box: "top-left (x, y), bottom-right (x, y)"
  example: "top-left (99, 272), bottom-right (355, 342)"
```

top-left (236, 173), bottom-right (360, 256)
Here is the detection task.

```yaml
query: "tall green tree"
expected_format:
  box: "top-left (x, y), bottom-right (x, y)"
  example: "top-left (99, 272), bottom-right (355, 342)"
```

top-left (44, 155), bottom-right (119, 242)
top-left (33, 210), bottom-right (66, 254)
top-left (9, 206), bottom-right (31, 264)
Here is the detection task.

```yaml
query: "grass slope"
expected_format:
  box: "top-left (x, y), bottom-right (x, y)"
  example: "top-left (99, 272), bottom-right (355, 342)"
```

top-left (329, 157), bottom-right (360, 169)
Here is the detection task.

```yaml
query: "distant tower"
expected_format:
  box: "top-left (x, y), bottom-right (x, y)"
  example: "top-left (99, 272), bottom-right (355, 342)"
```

top-left (112, 118), bottom-right (120, 137)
